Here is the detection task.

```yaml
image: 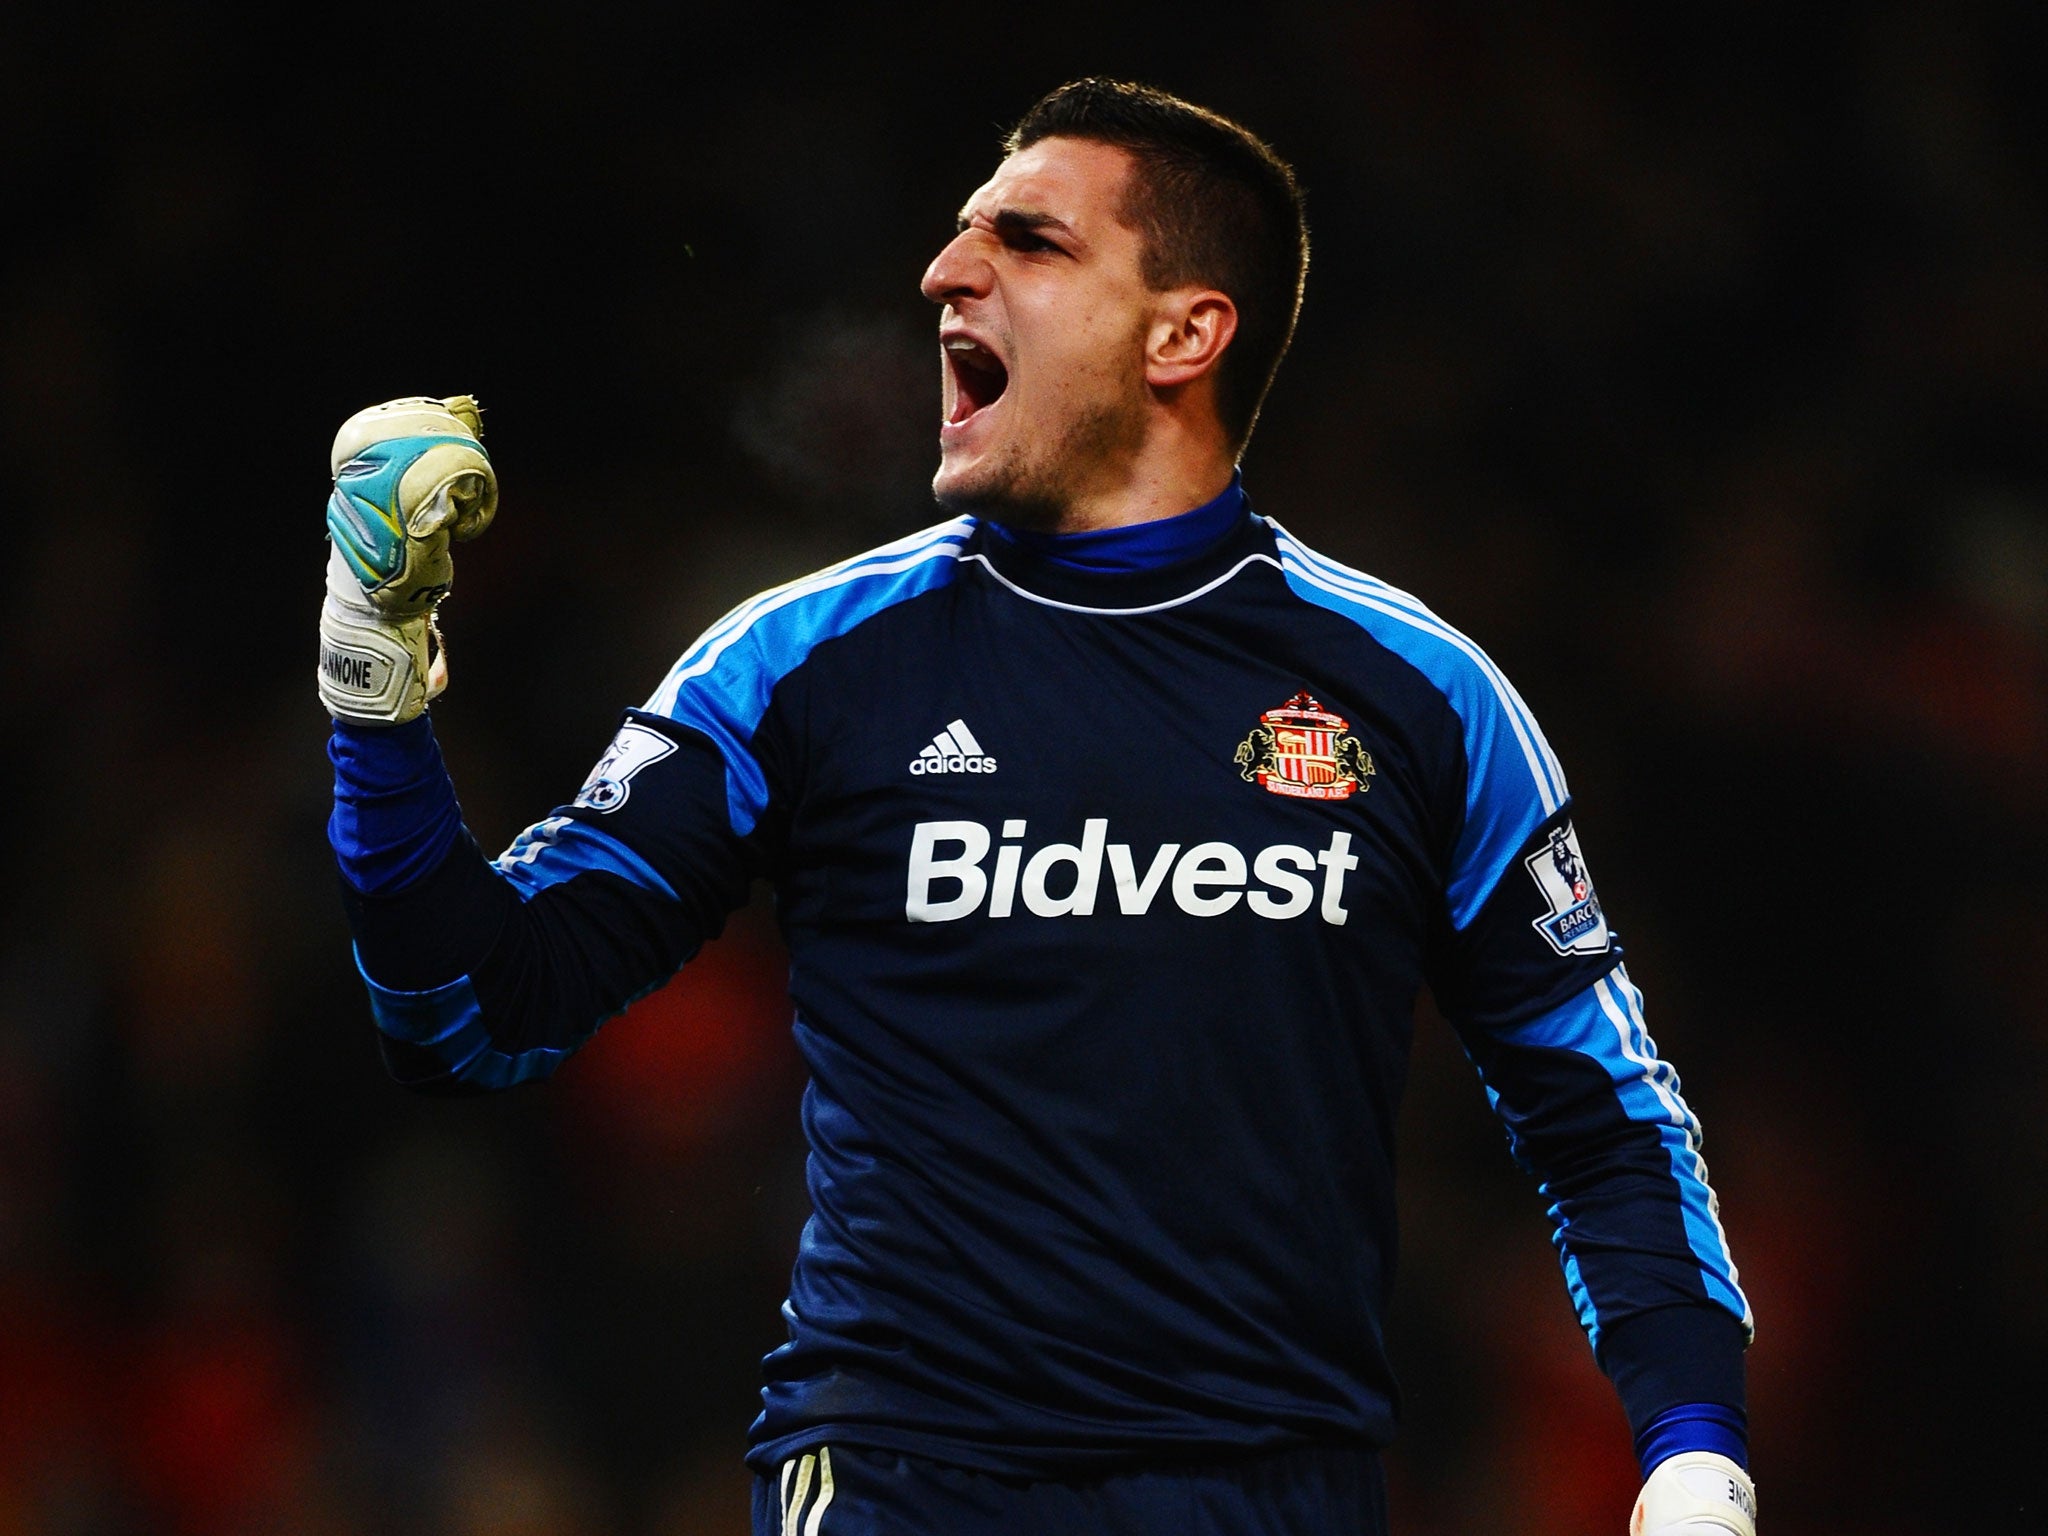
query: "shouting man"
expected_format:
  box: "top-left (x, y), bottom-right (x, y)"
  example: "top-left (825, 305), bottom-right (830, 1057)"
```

top-left (319, 78), bottom-right (1756, 1536)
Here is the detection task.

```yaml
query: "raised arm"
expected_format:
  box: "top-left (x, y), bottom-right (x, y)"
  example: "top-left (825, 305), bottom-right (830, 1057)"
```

top-left (317, 397), bottom-right (769, 1091)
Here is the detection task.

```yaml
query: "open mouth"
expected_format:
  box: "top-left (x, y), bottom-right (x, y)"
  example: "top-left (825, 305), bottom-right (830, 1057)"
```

top-left (944, 336), bottom-right (1009, 426)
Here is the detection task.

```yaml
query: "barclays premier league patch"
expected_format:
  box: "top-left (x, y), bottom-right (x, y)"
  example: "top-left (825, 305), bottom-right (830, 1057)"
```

top-left (575, 721), bottom-right (677, 812)
top-left (1525, 821), bottom-right (1611, 956)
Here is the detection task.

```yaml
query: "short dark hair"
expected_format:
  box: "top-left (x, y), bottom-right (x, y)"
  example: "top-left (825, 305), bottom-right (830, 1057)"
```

top-left (1006, 78), bottom-right (1309, 454)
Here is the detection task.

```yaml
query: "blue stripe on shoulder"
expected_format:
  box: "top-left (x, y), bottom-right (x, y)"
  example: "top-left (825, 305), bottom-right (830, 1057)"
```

top-left (1500, 965), bottom-right (1753, 1336)
top-left (493, 815), bottom-right (678, 902)
top-left (643, 520), bottom-right (973, 836)
top-left (352, 947), bottom-right (568, 1087)
top-left (1265, 521), bottom-right (1565, 928)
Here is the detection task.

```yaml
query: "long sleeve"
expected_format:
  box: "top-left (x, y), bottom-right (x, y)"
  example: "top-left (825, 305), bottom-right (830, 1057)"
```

top-left (1426, 746), bottom-right (1751, 1435)
top-left (1447, 946), bottom-right (1751, 1426)
top-left (329, 523), bottom-right (964, 1092)
top-left (1264, 522), bottom-right (1753, 1441)
top-left (329, 598), bottom-right (805, 1090)
top-left (1271, 521), bottom-right (1753, 1438)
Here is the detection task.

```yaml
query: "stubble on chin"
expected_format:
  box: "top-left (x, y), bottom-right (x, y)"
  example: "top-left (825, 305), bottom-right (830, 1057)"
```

top-left (933, 393), bottom-right (1146, 533)
top-left (934, 436), bottom-right (1061, 529)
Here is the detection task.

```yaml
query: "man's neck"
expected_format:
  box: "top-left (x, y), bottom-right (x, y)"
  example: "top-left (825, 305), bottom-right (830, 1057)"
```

top-left (1016, 417), bottom-right (1236, 535)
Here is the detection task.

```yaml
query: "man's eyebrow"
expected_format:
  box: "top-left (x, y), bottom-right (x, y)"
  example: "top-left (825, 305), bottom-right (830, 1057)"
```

top-left (955, 207), bottom-right (1077, 240)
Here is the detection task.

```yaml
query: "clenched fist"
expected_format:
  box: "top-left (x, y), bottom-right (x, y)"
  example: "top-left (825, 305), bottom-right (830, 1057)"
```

top-left (317, 395), bottom-right (498, 724)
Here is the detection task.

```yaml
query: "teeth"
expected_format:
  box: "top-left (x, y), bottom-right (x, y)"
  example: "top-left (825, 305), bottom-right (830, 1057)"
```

top-left (946, 338), bottom-right (982, 353)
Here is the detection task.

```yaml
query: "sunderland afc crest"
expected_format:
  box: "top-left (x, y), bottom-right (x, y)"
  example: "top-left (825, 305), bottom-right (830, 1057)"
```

top-left (1235, 692), bottom-right (1375, 801)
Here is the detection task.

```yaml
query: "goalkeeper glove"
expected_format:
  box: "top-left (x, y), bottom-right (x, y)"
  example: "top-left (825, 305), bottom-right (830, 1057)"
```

top-left (317, 395), bottom-right (498, 725)
top-left (1632, 1451), bottom-right (1758, 1536)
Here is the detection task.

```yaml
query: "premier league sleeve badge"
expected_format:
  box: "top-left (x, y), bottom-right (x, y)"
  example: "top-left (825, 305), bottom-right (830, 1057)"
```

top-left (1524, 821), bottom-right (1612, 955)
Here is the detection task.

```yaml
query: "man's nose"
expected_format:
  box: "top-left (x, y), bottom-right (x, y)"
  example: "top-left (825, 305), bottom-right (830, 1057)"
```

top-left (920, 230), bottom-right (991, 305)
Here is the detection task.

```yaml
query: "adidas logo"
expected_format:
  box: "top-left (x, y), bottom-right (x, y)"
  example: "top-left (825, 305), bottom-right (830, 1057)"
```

top-left (910, 718), bottom-right (997, 776)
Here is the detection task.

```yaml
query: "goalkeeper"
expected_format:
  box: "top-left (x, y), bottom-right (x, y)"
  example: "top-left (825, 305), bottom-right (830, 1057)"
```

top-left (321, 80), bottom-right (1757, 1536)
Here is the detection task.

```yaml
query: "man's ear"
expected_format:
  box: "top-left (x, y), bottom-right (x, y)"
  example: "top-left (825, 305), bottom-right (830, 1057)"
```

top-left (1145, 290), bottom-right (1238, 390)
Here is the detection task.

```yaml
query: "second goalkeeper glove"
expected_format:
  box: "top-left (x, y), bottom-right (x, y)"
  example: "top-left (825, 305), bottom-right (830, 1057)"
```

top-left (1631, 1451), bottom-right (1758, 1536)
top-left (317, 395), bottom-right (498, 725)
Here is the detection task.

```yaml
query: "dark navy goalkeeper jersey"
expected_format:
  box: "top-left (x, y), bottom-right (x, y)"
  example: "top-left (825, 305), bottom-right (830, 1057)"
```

top-left (338, 487), bottom-right (1750, 1477)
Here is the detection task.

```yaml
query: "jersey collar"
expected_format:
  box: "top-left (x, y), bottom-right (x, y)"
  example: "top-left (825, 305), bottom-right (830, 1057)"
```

top-left (971, 476), bottom-right (1266, 610)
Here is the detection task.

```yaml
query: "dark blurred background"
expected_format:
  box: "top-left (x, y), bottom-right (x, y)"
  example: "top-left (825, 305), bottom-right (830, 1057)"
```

top-left (3, 2), bottom-right (2044, 1532)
